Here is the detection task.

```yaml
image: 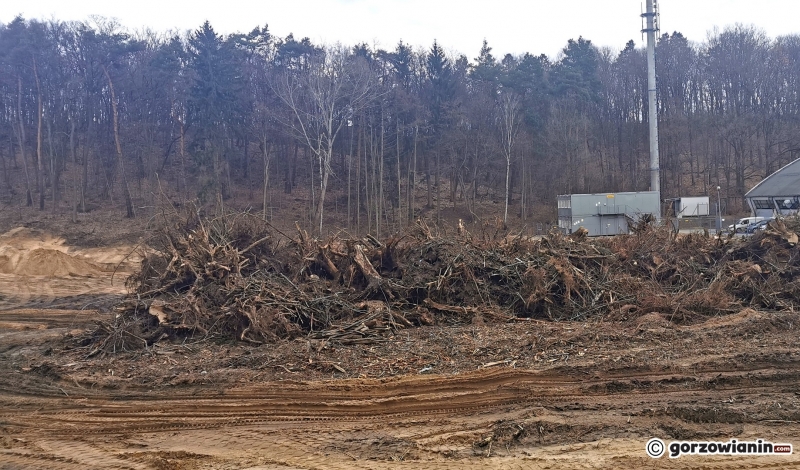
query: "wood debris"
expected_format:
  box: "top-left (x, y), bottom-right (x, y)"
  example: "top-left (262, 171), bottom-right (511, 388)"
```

top-left (90, 210), bottom-right (800, 353)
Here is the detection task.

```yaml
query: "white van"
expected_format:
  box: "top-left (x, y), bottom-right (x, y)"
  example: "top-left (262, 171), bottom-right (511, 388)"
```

top-left (729, 217), bottom-right (766, 233)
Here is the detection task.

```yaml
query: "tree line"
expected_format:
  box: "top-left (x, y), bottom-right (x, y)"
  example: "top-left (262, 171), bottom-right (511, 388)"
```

top-left (1, 17), bottom-right (799, 234)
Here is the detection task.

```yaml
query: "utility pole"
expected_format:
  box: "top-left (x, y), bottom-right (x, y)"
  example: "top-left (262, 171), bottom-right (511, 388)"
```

top-left (642, 0), bottom-right (660, 218)
top-left (716, 185), bottom-right (722, 234)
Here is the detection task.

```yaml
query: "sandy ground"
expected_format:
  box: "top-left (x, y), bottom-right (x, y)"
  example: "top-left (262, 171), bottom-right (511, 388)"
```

top-left (1, 228), bottom-right (799, 469)
top-left (0, 227), bottom-right (135, 313)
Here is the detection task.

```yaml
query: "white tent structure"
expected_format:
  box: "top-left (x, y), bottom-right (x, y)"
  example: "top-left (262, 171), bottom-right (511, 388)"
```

top-left (745, 158), bottom-right (800, 218)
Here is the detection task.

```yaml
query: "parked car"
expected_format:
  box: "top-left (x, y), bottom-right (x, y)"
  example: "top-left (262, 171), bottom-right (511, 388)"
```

top-left (729, 216), bottom-right (767, 233)
top-left (744, 219), bottom-right (771, 234)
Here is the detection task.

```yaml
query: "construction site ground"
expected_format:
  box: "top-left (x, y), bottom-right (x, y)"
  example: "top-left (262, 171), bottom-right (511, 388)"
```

top-left (0, 223), bottom-right (799, 469)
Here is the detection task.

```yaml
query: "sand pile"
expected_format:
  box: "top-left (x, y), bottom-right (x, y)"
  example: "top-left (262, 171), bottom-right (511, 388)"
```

top-left (0, 228), bottom-right (105, 277)
top-left (12, 248), bottom-right (102, 277)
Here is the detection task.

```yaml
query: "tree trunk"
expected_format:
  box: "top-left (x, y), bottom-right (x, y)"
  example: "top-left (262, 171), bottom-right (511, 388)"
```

top-left (472, 151), bottom-right (478, 215)
top-left (243, 136), bottom-right (249, 180)
top-left (520, 153), bottom-right (526, 221)
top-left (261, 136), bottom-right (271, 221)
top-left (8, 126), bottom-right (17, 169)
top-left (407, 125), bottom-right (417, 224)
top-left (0, 141), bottom-right (9, 197)
top-left (48, 120), bottom-right (58, 214)
top-left (103, 66), bottom-right (135, 218)
top-left (396, 119), bottom-right (402, 229)
top-left (16, 76), bottom-right (33, 206)
top-left (366, 125), bottom-right (372, 234)
top-left (81, 129), bottom-right (89, 213)
top-left (70, 119), bottom-right (77, 222)
top-left (435, 151), bottom-right (440, 225)
top-left (69, 119), bottom-right (76, 164)
top-left (179, 119), bottom-right (186, 202)
top-left (316, 150), bottom-right (330, 234)
top-left (378, 111), bottom-right (384, 238)
top-left (347, 123), bottom-right (354, 231)
top-left (366, 126), bottom-right (373, 234)
top-left (504, 155), bottom-right (510, 225)
top-left (425, 151), bottom-right (432, 209)
top-left (450, 160), bottom-right (457, 207)
top-left (356, 127), bottom-right (362, 234)
top-left (34, 58), bottom-right (45, 210)
top-left (72, 170), bottom-right (78, 223)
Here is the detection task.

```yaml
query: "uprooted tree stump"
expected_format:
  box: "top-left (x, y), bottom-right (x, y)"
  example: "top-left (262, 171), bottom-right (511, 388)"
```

top-left (88, 210), bottom-right (800, 354)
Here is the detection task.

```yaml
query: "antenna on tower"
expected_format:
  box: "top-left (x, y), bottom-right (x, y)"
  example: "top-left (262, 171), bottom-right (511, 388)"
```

top-left (640, 1), bottom-right (660, 35)
top-left (640, 4), bottom-right (645, 42)
top-left (640, 2), bottom-right (660, 41)
top-left (653, 0), bottom-right (660, 32)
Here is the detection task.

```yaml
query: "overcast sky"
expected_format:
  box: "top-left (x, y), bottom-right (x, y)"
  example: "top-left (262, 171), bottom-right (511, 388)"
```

top-left (1, 0), bottom-right (797, 59)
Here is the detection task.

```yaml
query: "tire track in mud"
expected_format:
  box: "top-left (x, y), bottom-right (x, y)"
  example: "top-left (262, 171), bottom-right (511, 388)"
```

top-left (0, 308), bottom-right (101, 330)
top-left (0, 275), bottom-right (57, 311)
top-left (3, 361), bottom-right (800, 467)
top-left (3, 363), bottom-right (799, 437)
top-left (4, 354), bottom-right (800, 400)
top-left (0, 452), bottom-right (98, 470)
top-left (0, 276), bottom-right (33, 311)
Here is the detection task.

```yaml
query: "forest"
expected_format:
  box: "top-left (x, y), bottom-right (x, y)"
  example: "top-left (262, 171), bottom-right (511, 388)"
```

top-left (1, 16), bottom-right (799, 234)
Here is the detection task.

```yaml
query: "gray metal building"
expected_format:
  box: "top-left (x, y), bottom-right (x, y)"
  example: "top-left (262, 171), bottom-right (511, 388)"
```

top-left (558, 191), bottom-right (661, 236)
top-left (745, 158), bottom-right (800, 218)
top-left (667, 196), bottom-right (710, 217)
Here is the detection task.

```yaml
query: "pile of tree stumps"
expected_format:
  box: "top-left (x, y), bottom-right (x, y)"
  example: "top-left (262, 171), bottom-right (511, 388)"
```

top-left (89, 211), bottom-right (800, 354)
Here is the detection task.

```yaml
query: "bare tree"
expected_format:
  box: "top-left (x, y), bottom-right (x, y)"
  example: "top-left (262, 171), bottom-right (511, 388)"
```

top-left (33, 57), bottom-right (45, 210)
top-left (15, 76), bottom-right (34, 206)
top-left (103, 65), bottom-right (135, 218)
top-left (273, 45), bottom-right (373, 233)
top-left (497, 90), bottom-right (521, 225)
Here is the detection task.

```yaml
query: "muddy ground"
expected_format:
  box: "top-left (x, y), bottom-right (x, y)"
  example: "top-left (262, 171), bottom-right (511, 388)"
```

top-left (1, 226), bottom-right (799, 469)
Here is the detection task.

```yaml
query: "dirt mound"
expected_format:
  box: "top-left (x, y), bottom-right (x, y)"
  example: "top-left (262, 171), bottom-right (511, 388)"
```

top-left (0, 227), bottom-right (126, 278)
top-left (0, 227), bottom-right (104, 277)
top-left (0, 227), bottom-right (138, 311)
top-left (12, 248), bottom-right (102, 277)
